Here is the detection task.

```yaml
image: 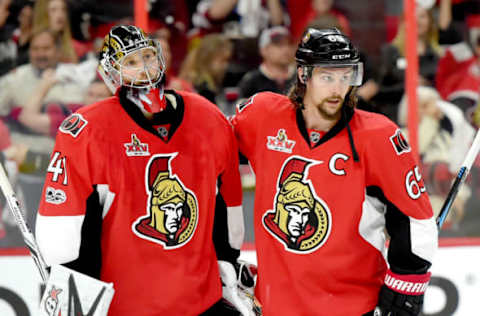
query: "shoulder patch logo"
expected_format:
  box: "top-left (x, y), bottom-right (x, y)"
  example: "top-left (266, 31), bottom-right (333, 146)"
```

top-left (132, 153), bottom-right (198, 249)
top-left (263, 156), bottom-right (331, 254)
top-left (390, 129), bottom-right (411, 155)
top-left (124, 134), bottom-right (150, 156)
top-left (45, 186), bottom-right (67, 204)
top-left (59, 113), bottom-right (88, 138)
top-left (237, 93), bottom-right (257, 112)
top-left (267, 129), bottom-right (296, 153)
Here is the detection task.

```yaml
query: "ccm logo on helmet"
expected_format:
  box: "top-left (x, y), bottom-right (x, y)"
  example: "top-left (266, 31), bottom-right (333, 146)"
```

top-left (332, 54), bottom-right (351, 60)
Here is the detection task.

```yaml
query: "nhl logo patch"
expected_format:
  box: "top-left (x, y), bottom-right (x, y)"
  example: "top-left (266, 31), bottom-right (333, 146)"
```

top-left (389, 129), bottom-right (410, 155)
top-left (267, 129), bottom-right (296, 153)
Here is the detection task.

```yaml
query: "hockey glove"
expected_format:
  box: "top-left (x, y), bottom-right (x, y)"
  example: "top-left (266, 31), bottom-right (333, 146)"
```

top-left (218, 260), bottom-right (262, 316)
top-left (374, 270), bottom-right (431, 316)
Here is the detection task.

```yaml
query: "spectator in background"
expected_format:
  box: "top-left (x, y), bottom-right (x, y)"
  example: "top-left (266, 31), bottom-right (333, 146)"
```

top-left (436, 39), bottom-right (480, 117)
top-left (189, 0), bottom-right (287, 84)
top-left (18, 76), bottom-right (111, 137)
top-left (155, 36), bottom-right (194, 92)
top-left (0, 28), bottom-right (88, 156)
top-left (148, 0), bottom-right (190, 75)
top-left (11, 0), bottom-right (34, 67)
top-left (0, 119), bottom-right (31, 242)
top-left (178, 33), bottom-right (233, 104)
top-left (238, 26), bottom-right (295, 99)
top-left (0, 0), bottom-right (16, 75)
top-left (287, 0), bottom-right (351, 42)
top-left (398, 86), bottom-right (475, 230)
top-left (435, 0), bottom-right (480, 117)
top-left (375, 4), bottom-right (442, 123)
top-left (191, 0), bottom-right (286, 40)
top-left (33, 0), bottom-right (77, 63)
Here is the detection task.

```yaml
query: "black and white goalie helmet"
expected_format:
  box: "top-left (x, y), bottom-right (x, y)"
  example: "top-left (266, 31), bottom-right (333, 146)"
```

top-left (98, 25), bottom-right (166, 93)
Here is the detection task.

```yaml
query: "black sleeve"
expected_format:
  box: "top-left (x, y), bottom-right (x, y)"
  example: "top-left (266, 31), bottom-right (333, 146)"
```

top-left (212, 193), bottom-right (240, 264)
top-left (367, 186), bottom-right (432, 275)
top-left (62, 185), bottom-right (103, 279)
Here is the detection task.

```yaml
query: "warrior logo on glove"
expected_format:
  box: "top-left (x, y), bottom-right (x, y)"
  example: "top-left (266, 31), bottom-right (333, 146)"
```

top-left (133, 154), bottom-right (198, 249)
top-left (263, 156), bottom-right (331, 253)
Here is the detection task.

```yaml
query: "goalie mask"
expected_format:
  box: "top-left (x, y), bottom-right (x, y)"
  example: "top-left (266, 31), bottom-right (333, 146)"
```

top-left (99, 25), bottom-right (167, 113)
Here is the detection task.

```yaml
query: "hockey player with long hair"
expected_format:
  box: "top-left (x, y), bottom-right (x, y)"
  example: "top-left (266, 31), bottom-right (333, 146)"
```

top-left (35, 25), bottom-right (255, 316)
top-left (231, 27), bottom-right (438, 315)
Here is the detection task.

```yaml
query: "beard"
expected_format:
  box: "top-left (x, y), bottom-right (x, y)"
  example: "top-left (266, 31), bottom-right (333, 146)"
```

top-left (315, 95), bottom-right (344, 120)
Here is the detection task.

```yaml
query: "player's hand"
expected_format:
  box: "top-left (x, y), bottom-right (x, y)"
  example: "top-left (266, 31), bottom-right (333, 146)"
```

top-left (218, 260), bottom-right (262, 316)
top-left (374, 270), bottom-right (430, 316)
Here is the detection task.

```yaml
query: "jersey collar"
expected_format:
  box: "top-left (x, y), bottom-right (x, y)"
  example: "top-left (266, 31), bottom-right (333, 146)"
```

top-left (119, 88), bottom-right (184, 142)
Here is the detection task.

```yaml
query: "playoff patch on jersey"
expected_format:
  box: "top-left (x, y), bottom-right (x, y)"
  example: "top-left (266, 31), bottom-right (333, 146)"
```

top-left (132, 153), bottom-right (198, 249)
top-left (59, 113), bottom-right (88, 138)
top-left (124, 134), bottom-right (150, 156)
top-left (262, 156), bottom-right (331, 254)
top-left (390, 129), bottom-right (411, 155)
top-left (267, 129), bottom-right (296, 153)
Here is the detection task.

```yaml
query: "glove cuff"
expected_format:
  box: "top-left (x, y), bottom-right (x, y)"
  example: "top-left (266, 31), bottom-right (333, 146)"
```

top-left (384, 269), bottom-right (431, 295)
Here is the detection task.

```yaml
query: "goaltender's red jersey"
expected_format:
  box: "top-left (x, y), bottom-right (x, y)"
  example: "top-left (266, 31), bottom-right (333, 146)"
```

top-left (231, 92), bottom-right (437, 316)
top-left (36, 90), bottom-right (243, 316)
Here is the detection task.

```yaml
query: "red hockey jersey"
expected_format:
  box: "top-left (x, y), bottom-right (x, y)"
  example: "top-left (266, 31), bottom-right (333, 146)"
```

top-left (231, 92), bottom-right (437, 316)
top-left (36, 90), bottom-right (243, 316)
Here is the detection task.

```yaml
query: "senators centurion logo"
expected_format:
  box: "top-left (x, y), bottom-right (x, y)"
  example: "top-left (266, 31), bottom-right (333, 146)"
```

top-left (132, 153), bottom-right (198, 249)
top-left (263, 156), bottom-right (331, 254)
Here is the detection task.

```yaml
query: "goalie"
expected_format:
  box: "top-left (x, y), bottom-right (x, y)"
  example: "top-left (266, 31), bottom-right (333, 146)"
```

top-left (35, 25), bottom-right (257, 316)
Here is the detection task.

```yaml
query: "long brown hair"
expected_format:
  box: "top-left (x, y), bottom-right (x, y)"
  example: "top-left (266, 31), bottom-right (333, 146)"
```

top-left (178, 34), bottom-right (233, 92)
top-left (33, 0), bottom-right (77, 63)
top-left (392, 9), bottom-right (441, 57)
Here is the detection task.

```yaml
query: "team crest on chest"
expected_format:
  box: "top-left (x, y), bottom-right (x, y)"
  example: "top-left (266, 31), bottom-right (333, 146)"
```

top-left (263, 156), bottom-right (331, 254)
top-left (267, 129), bottom-right (296, 153)
top-left (124, 134), bottom-right (150, 156)
top-left (132, 153), bottom-right (198, 249)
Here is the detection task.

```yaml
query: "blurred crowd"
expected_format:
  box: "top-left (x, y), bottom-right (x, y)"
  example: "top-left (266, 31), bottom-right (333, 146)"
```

top-left (1, 0), bottom-right (480, 244)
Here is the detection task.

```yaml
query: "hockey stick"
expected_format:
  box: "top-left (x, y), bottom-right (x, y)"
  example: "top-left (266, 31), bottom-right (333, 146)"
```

top-left (0, 163), bottom-right (49, 282)
top-left (373, 129), bottom-right (480, 316)
top-left (436, 128), bottom-right (480, 229)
